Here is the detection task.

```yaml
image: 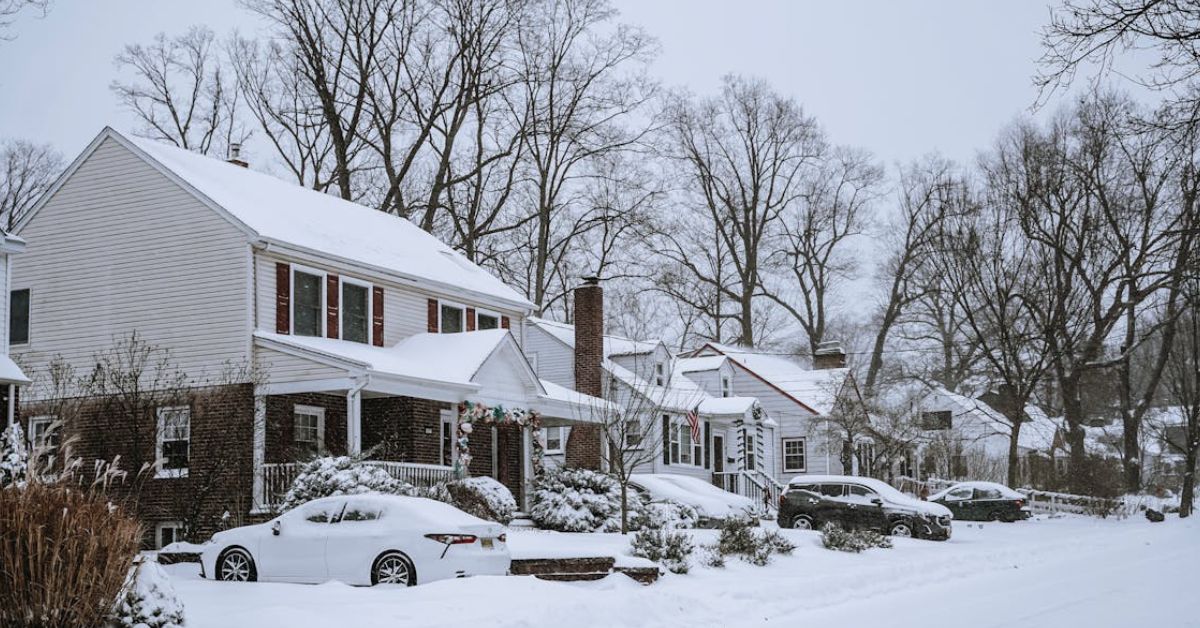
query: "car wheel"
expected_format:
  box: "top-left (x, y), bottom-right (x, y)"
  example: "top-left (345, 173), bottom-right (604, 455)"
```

top-left (889, 521), bottom-right (913, 538)
top-left (217, 547), bottom-right (257, 582)
top-left (791, 515), bottom-right (814, 530)
top-left (372, 552), bottom-right (416, 587)
top-left (988, 511), bottom-right (1004, 522)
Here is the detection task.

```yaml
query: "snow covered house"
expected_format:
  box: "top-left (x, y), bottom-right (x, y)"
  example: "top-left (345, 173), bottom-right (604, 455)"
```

top-left (9, 127), bottom-right (604, 544)
top-left (678, 341), bottom-right (857, 485)
top-left (525, 281), bottom-right (780, 506)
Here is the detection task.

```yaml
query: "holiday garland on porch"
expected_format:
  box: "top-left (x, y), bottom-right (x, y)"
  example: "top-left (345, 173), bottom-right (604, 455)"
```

top-left (454, 401), bottom-right (544, 480)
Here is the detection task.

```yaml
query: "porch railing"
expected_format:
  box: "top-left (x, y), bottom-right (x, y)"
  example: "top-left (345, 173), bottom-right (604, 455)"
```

top-left (712, 470), bottom-right (780, 516)
top-left (260, 461), bottom-right (457, 511)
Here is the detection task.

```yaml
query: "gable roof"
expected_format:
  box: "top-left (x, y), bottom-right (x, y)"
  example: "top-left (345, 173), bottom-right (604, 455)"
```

top-left (529, 317), bottom-right (663, 357)
top-left (22, 128), bottom-right (531, 310)
top-left (693, 342), bottom-right (853, 415)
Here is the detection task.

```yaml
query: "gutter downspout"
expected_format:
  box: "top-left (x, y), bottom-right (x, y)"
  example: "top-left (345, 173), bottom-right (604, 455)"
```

top-left (347, 375), bottom-right (370, 456)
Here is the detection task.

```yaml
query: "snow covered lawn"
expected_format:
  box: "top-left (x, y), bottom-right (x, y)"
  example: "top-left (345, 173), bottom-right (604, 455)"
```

top-left (166, 516), bottom-right (1200, 627)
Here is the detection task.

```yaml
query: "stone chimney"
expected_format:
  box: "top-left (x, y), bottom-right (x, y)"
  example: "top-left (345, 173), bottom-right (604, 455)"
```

top-left (566, 275), bottom-right (603, 470)
top-left (573, 276), bottom-right (603, 397)
top-left (227, 142), bottom-right (249, 168)
top-left (813, 340), bottom-right (847, 370)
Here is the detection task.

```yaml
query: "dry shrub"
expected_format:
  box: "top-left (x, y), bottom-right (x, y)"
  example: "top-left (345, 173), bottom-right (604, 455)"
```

top-left (0, 482), bottom-right (142, 627)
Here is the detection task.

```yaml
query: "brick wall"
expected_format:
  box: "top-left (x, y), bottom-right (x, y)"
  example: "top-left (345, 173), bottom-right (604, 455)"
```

top-left (265, 392), bottom-right (346, 463)
top-left (20, 383), bottom-right (256, 546)
top-left (361, 396), bottom-right (449, 464)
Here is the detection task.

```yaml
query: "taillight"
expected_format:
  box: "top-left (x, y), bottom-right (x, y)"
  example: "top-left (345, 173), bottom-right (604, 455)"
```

top-left (1015, 499), bottom-right (1024, 508)
top-left (779, 493), bottom-right (786, 508)
top-left (425, 533), bottom-right (478, 545)
top-left (497, 533), bottom-right (507, 543)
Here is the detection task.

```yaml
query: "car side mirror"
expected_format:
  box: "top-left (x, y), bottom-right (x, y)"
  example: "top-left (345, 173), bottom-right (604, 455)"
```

top-left (271, 520), bottom-right (281, 536)
top-left (871, 498), bottom-right (883, 505)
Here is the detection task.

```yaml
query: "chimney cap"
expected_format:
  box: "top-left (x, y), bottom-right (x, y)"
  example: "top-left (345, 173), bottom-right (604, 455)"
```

top-left (227, 142), bottom-right (249, 168)
top-left (814, 340), bottom-right (844, 355)
top-left (581, 275), bottom-right (601, 286)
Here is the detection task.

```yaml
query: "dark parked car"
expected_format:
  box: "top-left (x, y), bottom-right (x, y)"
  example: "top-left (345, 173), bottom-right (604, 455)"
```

top-left (928, 482), bottom-right (1031, 522)
top-left (778, 475), bottom-right (953, 541)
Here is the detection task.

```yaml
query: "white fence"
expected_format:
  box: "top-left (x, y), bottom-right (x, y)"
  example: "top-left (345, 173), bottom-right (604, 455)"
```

top-left (260, 461), bottom-right (456, 510)
top-left (713, 470), bottom-right (785, 515)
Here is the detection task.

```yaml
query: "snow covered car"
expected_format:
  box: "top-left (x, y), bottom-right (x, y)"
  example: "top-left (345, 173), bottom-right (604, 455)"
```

top-left (199, 494), bottom-right (509, 586)
top-left (778, 475), bottom-right (953, 540)
top-left (928, 481), bottom-right (1031, 522)
top-left (629, 473), bottom-right (756, 525)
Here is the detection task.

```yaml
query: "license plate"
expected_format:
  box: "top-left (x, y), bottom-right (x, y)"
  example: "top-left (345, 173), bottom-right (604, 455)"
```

top-left (481, 538), bottom-right (494, 549)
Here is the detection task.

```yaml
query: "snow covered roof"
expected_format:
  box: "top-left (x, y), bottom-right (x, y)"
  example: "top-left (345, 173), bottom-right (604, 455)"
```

top-left (606, 359), bottom-right (709, 413)
top-left (529, 317), bottom-right (662, 357)
top-left (674, 355), bottom-right (727, 373)
top-left (48, 129), bottom-right (532, 310)
top-left (0, 355), bottom-right (29, 385)
top-left (695, 342), bottom-right (850, 415)
top-left (697, 396), bottom-right (757, 416)
top-left (538, 379), bottom-right (618, 419)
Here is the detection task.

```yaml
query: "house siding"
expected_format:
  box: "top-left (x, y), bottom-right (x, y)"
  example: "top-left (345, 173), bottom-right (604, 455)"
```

top-left (12, 137), bottom-right (251, 397)
top-left (724, 366), bottom-right (841, 479)
top-left (525, 325), bottom-right (575, 390)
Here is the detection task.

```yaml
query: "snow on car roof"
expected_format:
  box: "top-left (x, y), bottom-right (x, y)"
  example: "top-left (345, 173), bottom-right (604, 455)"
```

top-left (929, 481), bottom-right (1024, 501)
top-left (327, 493), bottom-right (495, 527)
top-left (630, 473), bottom-right (754, 518)
top-left (123, 132), bottom-right (531, 308)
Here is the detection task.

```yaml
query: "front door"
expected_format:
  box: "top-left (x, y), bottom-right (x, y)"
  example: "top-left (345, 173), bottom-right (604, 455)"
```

top-left (712, 435), bottom-right (725, 473)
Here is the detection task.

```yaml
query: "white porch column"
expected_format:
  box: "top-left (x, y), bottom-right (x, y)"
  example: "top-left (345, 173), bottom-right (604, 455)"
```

top-left (346, 386), bottom-right (363, 456)
top-left (6, 383), bottom-right (14, 426)
top-left (521, 426), bottom-right (534, 512)
top-left (251, 394), bottom-right (266, 513)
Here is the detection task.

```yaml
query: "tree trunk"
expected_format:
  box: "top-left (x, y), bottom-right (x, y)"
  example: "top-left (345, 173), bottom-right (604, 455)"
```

top-left (1007, 419), bottom-right (1022, 488)
top-left (1121, 413), bottom-right (1141, 493)
top-left (1181, 444), bottom-right (1196, 518)
top-left (620, 482), bottom-right (629, 534)
top-left (1060, 375), bottom-right (1089, 493)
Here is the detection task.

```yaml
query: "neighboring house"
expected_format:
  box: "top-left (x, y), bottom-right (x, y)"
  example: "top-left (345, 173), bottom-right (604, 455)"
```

top-left (0, 227), bottom-right (30, 425)
top-left (10, 127), bottom-right (602, 545)
top-left (525, 280), bottom-right (779, 505)
top-left (680, 340), bottom-right (856, 484)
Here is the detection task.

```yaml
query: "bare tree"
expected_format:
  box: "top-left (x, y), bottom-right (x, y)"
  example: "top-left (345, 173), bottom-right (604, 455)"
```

top-left (1160, 283), bottom-right (1200, 516)
top-left (0, 138), bottom-right (62, 230)
top-left (112, 26), bottom-right (246, 156)
top-left (0, 0), bottom-right (50, 40)
top-left (662, 75), bottom-right (824, 346)
top-left (762, 146), bottom-right (882, 355)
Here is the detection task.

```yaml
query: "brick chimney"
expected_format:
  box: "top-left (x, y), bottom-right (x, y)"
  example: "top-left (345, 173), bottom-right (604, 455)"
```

top-left (813, 340), bottom-right (847, 370)
top-left (566, 276), bottom-right (603, 469)
top-left (227, 142), bottom-right (249, 168)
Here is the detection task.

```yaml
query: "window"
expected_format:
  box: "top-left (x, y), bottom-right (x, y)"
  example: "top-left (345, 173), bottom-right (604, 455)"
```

top-left (654, 362), bottom-right (665, 386)
top-left (476, 310), bottom-right (500, 330)
top-left (293, 405), bottom-right (325, 458)
top-left (440, 412), bottom-right (454, 466)
top-left (9, 288), bottom-right (28, 345)
top-left (782, 437), bottom-right (806, 472)
top-left (292, 269), bottom-right (324, 337)
top-left (920, 410), bottom-right (953, 430)
top-left (818, 484), bottom-right (845, 497)
top-left (847, 484), bottom-right (874, 497)
top-left (28, 415), bottom-right (58, 472)
top-left (745, 434), bottom-right (756, 471)
top-left (624, 419), bottom-right (642, 449)
top-left (856, 442), bottom-right (875, 476)
top-left (156, 406), bottom-right (190, 477)
top-left (946, 487), bottom-right (973, 501)
top-left (341, 281), bottom-right (369, 343)
top-left (721, 375), bottom-right (732, 398)
top-left (340, 499), bottom-right (383, 522)
top-left (668, 420), bottom-right (701, 466)
top-left (440, 303), bottom-right (465, 334)
top-left (299, 501), bottom-right (338, 524)
top-left (155, 521), bottom-right (184, 549)
top-left (543, 426), bottom-right (564, 453)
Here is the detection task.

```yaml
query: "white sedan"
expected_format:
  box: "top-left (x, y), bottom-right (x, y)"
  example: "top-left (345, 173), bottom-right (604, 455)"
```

top-left (199, 494), bottom-right (510, 586)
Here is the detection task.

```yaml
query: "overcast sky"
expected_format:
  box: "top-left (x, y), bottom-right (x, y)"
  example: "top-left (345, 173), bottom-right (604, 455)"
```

top-left (0, 0), bottom-right (1109, 166)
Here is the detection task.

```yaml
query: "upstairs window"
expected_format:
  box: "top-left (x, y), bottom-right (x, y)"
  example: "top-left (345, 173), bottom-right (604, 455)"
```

top-left (9, 288), bottom-right (28, 345)
top-left (624, 419), bottom-right (643, 449)
top-left (156, 406), bottom-right (191, 477)
top-left (721, 375), bottom-right (732, 398)
top-left (654, 362), bottom-right (665, 386)
top-left (476, 311), bottom-right (500, 330)
top-left (292, 269), bottom-right (323, 337)
top-left (341, 282), bottom-right (369, 343)
top-left (920, 410), bottom-right (953, 430)
top-left (440, 303), bottom-right (465, 333)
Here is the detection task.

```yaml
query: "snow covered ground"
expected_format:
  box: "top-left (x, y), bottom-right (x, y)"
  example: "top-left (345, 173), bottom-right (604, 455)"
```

top-left (166, 515), bottom-right (1200, 628)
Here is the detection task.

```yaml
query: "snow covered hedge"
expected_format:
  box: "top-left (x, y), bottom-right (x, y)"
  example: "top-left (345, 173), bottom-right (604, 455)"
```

top-left (0, 423), bottom-right (28, 487)
top-left (630, 528), bottom-right (694, 574)
top-left (819, 523), bottom-right (892, 553)
top-left (530, 467), bottom-right (624, 532)
top-left (443, 477), bottom-right (517, 525)
top-left (280, 456), bottom-right (414, 512)
top-left (709, 516), bottom-right (796, 566)
top-left (108, 559), bottom-right (185, 628)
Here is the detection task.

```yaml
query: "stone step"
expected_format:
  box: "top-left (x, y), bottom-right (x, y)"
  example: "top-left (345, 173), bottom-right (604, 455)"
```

top-left (613, 566), bottom-right (660, 585)
top-left (509, 556), bottom-right (659, 585)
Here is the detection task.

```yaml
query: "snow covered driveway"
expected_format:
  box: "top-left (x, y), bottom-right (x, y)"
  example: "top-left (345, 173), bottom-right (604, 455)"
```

top-left (168, 516), bottom-right (1200, 628)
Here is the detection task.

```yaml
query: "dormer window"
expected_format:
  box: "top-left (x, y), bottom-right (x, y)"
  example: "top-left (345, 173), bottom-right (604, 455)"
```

top-left (292, 269), bottom-right (324, 337)
top-left (655, 362), bottom-right (665, 386)
top-left (476, 310), bottom-right (500, 330)
top-left (440, 303), bottom-right (465, 333)
top-left (721, 375), bottom-right (732, 398)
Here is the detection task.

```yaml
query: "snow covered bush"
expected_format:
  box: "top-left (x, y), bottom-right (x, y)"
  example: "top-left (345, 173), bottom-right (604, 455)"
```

top-left (698, 544), bottom-right (726, 569)
top-left (280, 456), bottom-right (413, 512)
top-left (712, 516), bottom-right (794, 566)
top-left (444, 476), bottom-right (517, 525)
top-left (108, 559), bottom-right (185, 628)
top-left (0, 482), bottom-right (141, 628)
top-left (0, 423), bottom-right (28, 487)
top-left (819, 523), bottom-right (892, 553)
top-left (530, 467), bottom-right (623, 532)
top-left (631, 498), bottom-right (700, 531)
top-left (630, 528), bottom-right (694, 574)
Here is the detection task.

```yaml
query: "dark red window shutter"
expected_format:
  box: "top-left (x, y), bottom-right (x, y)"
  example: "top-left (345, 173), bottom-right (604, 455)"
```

top-left (326, 274), bottom-right (340, 339)
top-left (466, 307), bottom-right (476, 332)
top-left (372, 286), bottom-right (385, 346)
top-left (662, 415), bottom-right (671, 466)
top-left (501, 316), bottom-right (510, 330)
top-left (275, 262), bottom-right (291, 334)
top-left (427, 298), bottom-right (439, 333)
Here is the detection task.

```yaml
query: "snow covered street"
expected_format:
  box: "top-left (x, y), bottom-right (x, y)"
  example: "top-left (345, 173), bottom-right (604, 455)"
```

top-left (167, 515), bottom-right (1200, 628)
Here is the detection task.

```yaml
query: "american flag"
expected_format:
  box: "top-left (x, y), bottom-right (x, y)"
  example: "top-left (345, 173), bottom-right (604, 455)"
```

top-left (686, 405), bottom-right (701, 442)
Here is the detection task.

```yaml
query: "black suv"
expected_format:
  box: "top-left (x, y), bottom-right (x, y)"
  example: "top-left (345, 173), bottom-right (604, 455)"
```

top-left (778, 475), bottom-right (952, 541)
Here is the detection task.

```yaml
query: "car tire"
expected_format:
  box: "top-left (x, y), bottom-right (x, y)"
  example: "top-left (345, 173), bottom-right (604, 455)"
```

top-left (372, 551), bottom-right (416, 587)
top-left (988, 511), bottom-right (1005, 522)
top-left (791, 515), bottom-right (814, 530)
top-left (216, 547), bottom-right (257, 582)
top-left (889, 521), bottom-right (914, 538)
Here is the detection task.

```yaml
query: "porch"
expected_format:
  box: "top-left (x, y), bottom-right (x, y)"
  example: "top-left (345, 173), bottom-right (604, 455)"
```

top-left (260, 460), bottom-right (457, 510)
